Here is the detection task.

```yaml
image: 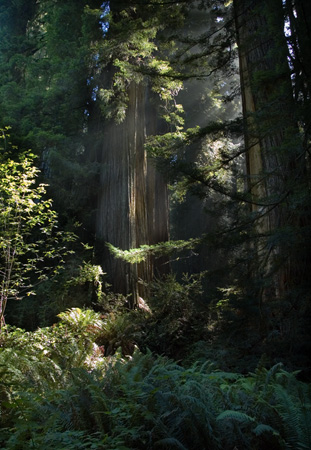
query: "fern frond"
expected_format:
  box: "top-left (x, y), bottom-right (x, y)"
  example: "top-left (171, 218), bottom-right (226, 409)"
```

top-left (216, 410), bottom-right (255, 424)
top-left (253, 423), bottom-right (279, 436)
top-left (263, 363), bottom-right (284, 390)
top-left (275, 383), bottom-right (311, 450)
top-left (57, 308), bottom-right (104, 337)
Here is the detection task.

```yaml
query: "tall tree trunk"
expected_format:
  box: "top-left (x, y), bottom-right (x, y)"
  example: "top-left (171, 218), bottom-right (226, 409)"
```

top-left (234, 0), bottom-right (303, 303)
top-left (96, 82), bottom-right (169, 305)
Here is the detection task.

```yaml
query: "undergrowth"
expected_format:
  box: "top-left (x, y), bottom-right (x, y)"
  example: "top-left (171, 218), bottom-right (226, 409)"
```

top-left (0, 308), bottom-right (310, 450)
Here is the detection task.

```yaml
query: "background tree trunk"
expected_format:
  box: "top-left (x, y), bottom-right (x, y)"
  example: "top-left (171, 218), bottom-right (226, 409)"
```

top-left (233, 2), bottom-right (311, 367)
top-left (234, 0), bottom-right (311, 353)
top-left (234, 0), bottom-right (300, 298)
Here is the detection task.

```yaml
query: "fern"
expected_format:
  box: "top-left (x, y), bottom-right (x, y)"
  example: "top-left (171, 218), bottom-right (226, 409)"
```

top-left (253, 423), bottom-right (279, 436)
top-left (217, 410), bottom-right (256, 424)
top-left (1, 320), bottom-right (310, 450)
top-left (57, 308), bottom-right (104, 338)
top-left (274, 383), bottom-right (311, 450)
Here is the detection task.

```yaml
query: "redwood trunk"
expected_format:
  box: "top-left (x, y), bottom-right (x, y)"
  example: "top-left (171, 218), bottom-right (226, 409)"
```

top-left (96, 82), bottom-right (169, 304)
top-left (234, 0), bottom-right (301, 300)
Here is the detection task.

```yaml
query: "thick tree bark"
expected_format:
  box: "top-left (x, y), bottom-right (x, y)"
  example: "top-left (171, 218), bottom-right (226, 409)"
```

top-left (234, 0), bottom-right (302, 301)
top-left (94, 0), bottom-right (169, 305)
top-left (96, 82), bottom-right (169, 305)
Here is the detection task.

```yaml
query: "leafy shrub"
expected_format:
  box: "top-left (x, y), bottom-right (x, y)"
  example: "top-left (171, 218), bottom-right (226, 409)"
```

top-left (0, 136), bottom-right (76, 330)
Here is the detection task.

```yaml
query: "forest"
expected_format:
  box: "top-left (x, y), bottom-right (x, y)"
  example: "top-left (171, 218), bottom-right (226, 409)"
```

top-left (0, 0), bottom-right (311, 448)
